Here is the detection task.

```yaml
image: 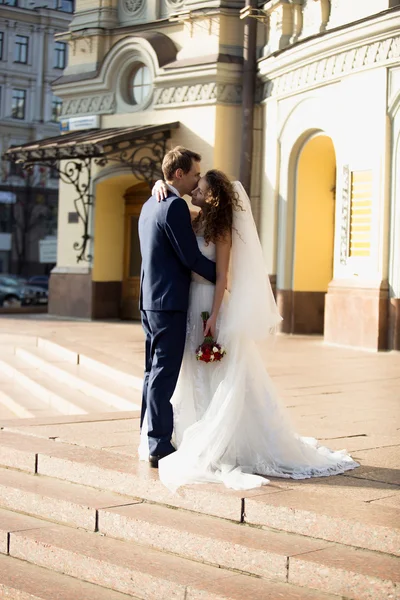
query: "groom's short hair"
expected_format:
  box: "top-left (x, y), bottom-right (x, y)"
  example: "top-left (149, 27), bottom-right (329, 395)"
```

top-left (162, 146), bottom-right (202, 181)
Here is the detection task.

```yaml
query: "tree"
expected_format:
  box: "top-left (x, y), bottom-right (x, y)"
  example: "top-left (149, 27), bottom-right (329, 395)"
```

top-left (1, 162), bottom-right (58, 275)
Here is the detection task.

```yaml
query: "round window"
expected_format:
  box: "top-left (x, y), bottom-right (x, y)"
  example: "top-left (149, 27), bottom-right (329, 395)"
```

top-left (130, 64), bottom-right (152, 105)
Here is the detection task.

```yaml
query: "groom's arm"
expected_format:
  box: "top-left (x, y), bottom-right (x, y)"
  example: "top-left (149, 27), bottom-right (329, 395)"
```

top-left (165, 198), bottom-right (216, 284)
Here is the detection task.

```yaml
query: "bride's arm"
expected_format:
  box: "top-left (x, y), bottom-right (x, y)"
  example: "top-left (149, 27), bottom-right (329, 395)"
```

top-left (204, 231), bottom-right (231, 338)
top-left (152, 180), bottom-right (169, 202)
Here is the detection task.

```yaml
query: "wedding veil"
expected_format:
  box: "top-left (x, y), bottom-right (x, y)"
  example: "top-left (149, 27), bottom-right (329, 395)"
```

top-left (219, 181), bottom-right (282, 343)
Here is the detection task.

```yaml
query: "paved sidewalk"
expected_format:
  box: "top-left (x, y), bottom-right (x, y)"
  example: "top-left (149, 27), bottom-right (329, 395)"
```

top-left (1, 314), bottom-right (399, 506)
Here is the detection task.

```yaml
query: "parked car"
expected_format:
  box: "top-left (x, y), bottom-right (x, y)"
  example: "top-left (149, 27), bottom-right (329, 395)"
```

top-left (27, 275), bottom-right (49, 291)
top-left (0, 275), bottom-right (48, 308)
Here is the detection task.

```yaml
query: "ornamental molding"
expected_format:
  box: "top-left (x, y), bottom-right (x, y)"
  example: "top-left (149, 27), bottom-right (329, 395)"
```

top-left (122, 0), bottom-right (144, 15)
top-left (154, 82), bottom-right (242, 107)
top-left (61, 92), bottom-right (116, 117)
top-left (261, 35), bottom-right (400, 100)
top-left (60, 82), bottom-right (243, 116)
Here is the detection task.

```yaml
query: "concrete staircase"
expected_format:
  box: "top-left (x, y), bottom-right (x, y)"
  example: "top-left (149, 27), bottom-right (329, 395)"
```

top-left (0, 334), bottom-right (142, 419)
top-left (0, 416), bottom-right (398, 600)
top-left (0, 332), bottom-right (398, 599)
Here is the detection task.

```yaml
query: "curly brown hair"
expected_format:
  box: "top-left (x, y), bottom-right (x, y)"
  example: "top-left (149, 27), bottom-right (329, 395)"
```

top-left (193, 169), bottom-right (242, 244)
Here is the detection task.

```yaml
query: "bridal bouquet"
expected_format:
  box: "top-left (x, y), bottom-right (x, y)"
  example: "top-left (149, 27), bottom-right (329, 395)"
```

top-left (196, 311), bottom-right (226, 363)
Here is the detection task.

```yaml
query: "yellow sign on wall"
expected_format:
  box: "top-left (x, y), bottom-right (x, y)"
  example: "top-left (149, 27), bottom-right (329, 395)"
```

top-left (349, 170), bottom-right (373, 258)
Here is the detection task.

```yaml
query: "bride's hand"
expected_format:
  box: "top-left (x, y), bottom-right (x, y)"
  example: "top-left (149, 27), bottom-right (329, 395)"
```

top-left (152, 180), bottom-right (169, 202)
top-left (204, 314), bottom-right (217, 338)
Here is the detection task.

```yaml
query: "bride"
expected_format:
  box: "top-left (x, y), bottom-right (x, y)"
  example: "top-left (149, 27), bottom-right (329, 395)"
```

top-left (139, 170), bottom-right (359, 492)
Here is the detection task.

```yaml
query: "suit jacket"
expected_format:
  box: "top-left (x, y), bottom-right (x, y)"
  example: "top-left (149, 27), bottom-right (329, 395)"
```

top-left (138, 192), bottom-right (217, 311)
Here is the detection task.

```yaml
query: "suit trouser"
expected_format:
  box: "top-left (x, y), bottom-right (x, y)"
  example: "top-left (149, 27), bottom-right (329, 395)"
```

top-left (140, 310), bottom-right (187, 456)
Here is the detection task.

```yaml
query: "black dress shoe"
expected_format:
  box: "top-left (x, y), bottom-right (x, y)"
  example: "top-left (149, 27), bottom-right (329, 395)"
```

top-left (149, 449), bottom-right (175, 468)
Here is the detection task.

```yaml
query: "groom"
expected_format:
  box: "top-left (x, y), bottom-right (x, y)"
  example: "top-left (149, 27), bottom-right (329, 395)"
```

top-left (138, 146), bottom-right (217, 467)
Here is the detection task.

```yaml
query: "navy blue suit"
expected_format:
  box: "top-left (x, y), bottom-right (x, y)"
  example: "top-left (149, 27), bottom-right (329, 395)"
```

top-left (138, 192), bottom-right (216, 456)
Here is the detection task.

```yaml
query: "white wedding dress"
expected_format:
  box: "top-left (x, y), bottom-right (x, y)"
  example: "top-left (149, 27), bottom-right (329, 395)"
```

top-left (139, 183), bottom-right (359, 492)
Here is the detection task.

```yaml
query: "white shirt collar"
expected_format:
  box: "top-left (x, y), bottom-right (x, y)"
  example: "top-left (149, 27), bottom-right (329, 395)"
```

top-left (166, 183), bottom-right (181, 198)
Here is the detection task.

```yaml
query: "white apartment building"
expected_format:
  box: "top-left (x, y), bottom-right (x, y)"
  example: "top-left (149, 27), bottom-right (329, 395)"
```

top-left (0, 0), bottom-right (73, 274)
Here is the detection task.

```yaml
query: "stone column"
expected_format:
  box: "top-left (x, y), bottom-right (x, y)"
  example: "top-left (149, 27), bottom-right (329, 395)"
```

top-left (33, 26), bottom-right (45, 121)
top-left (43, 81), bottom-right (53, 123)
top-left (289, 0), bottom-right (304, 44)
top-left (300, 0), bottom-right (331, 39)
top-left (264, 0), bottom-right (294, 55)
top-left (2, 78), bottom-right (11, 119)
top-left (7, 23), bottom-right (15, 64)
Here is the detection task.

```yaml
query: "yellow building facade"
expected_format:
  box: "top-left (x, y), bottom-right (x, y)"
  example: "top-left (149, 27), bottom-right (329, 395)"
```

top-left (7, 0), bottom-right (400, 351)
top-left (48, 1), bottom-right (249, 323)
top-left (259, 0), bottom-right (400, 350)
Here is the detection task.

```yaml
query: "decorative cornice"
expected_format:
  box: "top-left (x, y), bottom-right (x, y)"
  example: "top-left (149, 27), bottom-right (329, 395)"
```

top-left (59, 81), bottom-right (244, 117)
top-left (261, 34), bottom-right (400, 100)
top-left (154, 82), bottom-right (242, 107)
top-left (61, 92), bottom-right (116, 116)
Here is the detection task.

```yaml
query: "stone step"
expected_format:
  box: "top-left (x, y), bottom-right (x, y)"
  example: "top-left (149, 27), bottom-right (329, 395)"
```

top-left (243, 486), bottom-right (400, 557)
top-left (0, 505), bottom-right (342, 600)
top-left (0, 464), bottom-right (334, 582)
top-left (15, 346), bottom-right (141, 411)
top-left (0, 381), bottom-right (60, 419)
top-left (0, 354), bottom-right (129, 415)
top-left (0, 506), bottom-right (54, 552)
top-left (0, 333), bottom-right (38, 349)
top-left (7, 512), bottom-right (344, 600)
top-left (0, 410), bottom-right (139, 429)
top-left (0, 398), bottom-right (21, 421)
top-left (0, 355), bottom-right (89, 415)
top-left (0, 428), bottom-right (398, 558)
top-left (0, 430), bottom-right (247, 520)
top-left (38, 336), bottom-right (144, 391)
top-left (0, 466), bottom-right (138, 531)
top-left (96, 499), bottom-right (400, 599)
top-left (0, 553), bottom-right (138, 599)
top-left (4, 416), bottom-right (139, 454)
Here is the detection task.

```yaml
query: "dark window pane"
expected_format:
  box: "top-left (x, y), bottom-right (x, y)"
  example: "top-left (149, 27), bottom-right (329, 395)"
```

top-left (57, 0), bottom-right (74, 12)
top-left (15, 35), bottom-right (28, 63)
top-left (54, 41), bottom-right (66, 69)
top-left (11, 89), bottom-right (26, 119)
top-left (51, 97), bottom-right (63, 122)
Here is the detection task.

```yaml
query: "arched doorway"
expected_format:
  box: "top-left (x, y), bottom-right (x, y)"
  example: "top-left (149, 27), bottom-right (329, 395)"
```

top-left (292, 134), bottom-right (336, 333)
top-left (121, 182), bottom-right (149, 320)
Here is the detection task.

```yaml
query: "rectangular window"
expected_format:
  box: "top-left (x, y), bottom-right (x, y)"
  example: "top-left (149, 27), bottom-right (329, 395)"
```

top-left (11, 89), bottom-right (26, 120)
top-left (0, 32), bottom-right (4, 61)
top-left (54, 41), bottom-right (67, 69)
top-left (56, 0), bottom-right (74, 12)
top-left (51, 97), bottom-right (63, 122)
top-left (0, 0), bottom-right (17, 5)
top-left (9, 161), bottom-right (24, 177)
top-left (14, 35), bottom-right (29, 64)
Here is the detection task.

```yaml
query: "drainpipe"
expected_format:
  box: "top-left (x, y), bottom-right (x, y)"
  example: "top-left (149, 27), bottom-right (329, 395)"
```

top-left (239, 0), bottom-right (258, 195)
